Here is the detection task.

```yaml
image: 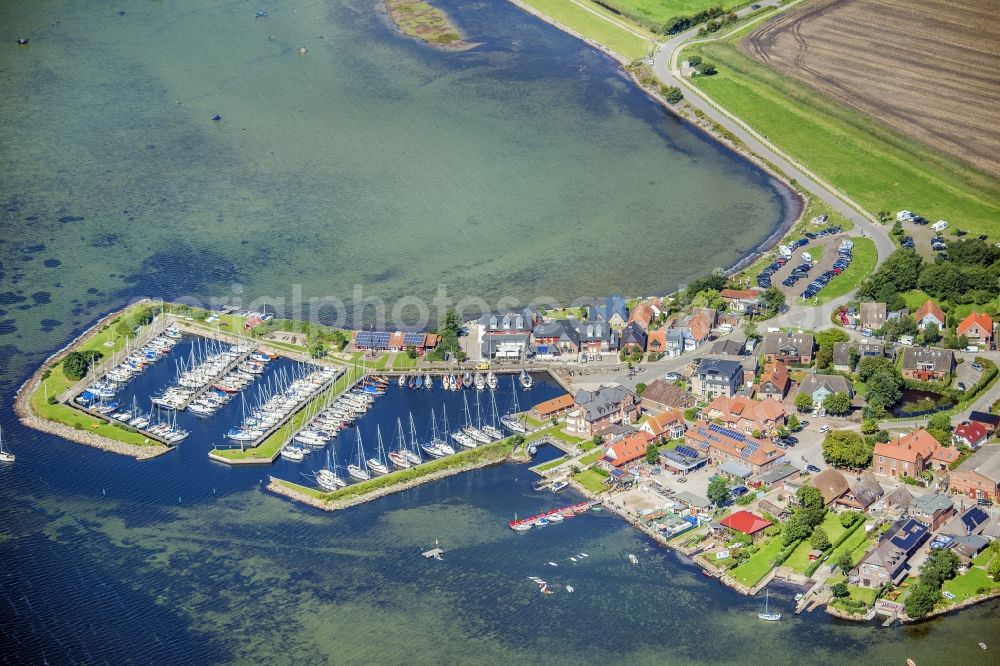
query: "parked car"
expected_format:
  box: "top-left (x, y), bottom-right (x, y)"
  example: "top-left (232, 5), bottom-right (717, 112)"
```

top-left (806, 464), bottom-right (822, 474)
top-left (730, 486), bottom-right (749, 497)
top-left (664, 371), bottom-right (681, 382)
top-left (957, 382), bottom-right (967, 391)
top-left (819, 425), bottom-right (830, 433)
top-left (971, 362), bottom-right (984, 371)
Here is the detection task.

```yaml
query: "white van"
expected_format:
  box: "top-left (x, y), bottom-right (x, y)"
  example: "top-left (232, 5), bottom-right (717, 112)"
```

top-left (932, 220), bottom-right (949, 232)
top-left (801, 251), bottom-right (813, 264)
top-left (897, 210), bottom-right (914, 222)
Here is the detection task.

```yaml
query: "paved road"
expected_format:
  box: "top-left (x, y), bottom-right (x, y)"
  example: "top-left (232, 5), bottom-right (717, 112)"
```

top-left (650, 2), bottom-right (895, 275)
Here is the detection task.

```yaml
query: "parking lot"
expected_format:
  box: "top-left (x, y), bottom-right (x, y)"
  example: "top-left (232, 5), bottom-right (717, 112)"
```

top-left (755, 226), bottom-right (850, 301)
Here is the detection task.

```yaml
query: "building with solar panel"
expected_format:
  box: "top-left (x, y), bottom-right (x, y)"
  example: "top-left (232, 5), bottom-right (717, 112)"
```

top-left (684, 421), bottom-right (785, 476)
top-left (353, 330), bottom-right (440, 354)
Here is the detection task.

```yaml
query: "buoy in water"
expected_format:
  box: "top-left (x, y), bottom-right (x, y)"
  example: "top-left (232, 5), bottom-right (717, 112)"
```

top-left (17, 38), bottom-right (29, 45)
top-left (212, 114), bottom-right (222, 121)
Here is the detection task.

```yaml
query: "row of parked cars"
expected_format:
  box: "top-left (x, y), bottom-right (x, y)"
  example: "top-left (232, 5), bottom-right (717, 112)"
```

top-left (782, 261), bottom-right (813, 288)
top-left (803, 225), bottom-right (842, 241)
top-left (755, 226), bottom-right (843, 289)
top-left (801, 241), bottom-right (853, 299)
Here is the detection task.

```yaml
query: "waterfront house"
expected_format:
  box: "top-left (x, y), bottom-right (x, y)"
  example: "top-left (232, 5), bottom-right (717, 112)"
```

top-left (953, 421), bottom-right (989, 449)
top-left (757, 362), bottom-right (790, 400)
top-left (527, 394), bottom-right (574, 422)
top-left (854, 518), bottom-right (929, 588)
top-left (968, 410), bottom-right (999, 435)
top-left (588, 295), bottom-right (629, 330)
top-left (627, 302), bottom-right (655, 330)
top-left (673, 490), bottom-right (711, 512)
top-left (576, 320), bottom-right (617, 354)
top-left (759, 462), bottom-right (800, 491)
top-left (900, 346), bottom-right (954, 381)
top-left (832, 342), bottom-right (883, 373)
top-left (839, 471), bottom-right (885, 513)
top-left (701, 395), bottom-right (786, 435)
top-left (660, 447), bottom-right (709, 476)
top-left (809, 468), bottom-right (850, 506)
top-left (691, 357), bottom-right (743, 398)
top-left (940, 505), bottom-right (991, 538)
top-left (354, 330), bottom-right (438, 354)
top-left (796, 374), bottom-right (853, 414)
top-left (619, 322), bottom-right (648, 355)
top-left (672, 311), bottom-right (713, 351)
top-left (949, 445), bottom-right (1000, 503)
top-left (914, 300), bottom-right (946, 330)
top-left (873, 429), bottom-right (945, 479)
top-left (565, 384), bottom-right (640, 437)
top-left (479, 308), bottom-right (537, 359)
top-left (719, 288), bottom-right (761, 314)
top-left (646, 328), bottom-right (667, 355)
top-left (530, 320), bottom-right (580, 357)
top-left (762, 332), bottom-right (814, 364)
top-left (641, 379), bottom-right (696, 411)
top-left (720, 510), bottom-right (772, 542)
top-left (957, 312), bottom-right (993, 348)
top-left (685, 421), bottom-right (785, 475)
top-left (639, 408), bottom-right (687, 441)
top-left (859, 302), bottom-right (887, 331)
top-left (598, 432), bottom-right (651, 471)
top-left (908, 493), bottom-right (955, 531)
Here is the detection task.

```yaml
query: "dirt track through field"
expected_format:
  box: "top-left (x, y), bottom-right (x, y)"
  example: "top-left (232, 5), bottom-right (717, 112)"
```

top-left (744, 0), bottom-right (1000, 178)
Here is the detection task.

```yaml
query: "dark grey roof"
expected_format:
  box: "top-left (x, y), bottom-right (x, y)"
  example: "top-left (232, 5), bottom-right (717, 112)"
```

top-left (589, 295), bottom-right (628, 323)
top-left (847, 471), bottom-right (884, 509)
top-left (760, 462), bottom-right (799, 484)
top-left (577, 320), bottom-right (614, 343)
top-left (901, 346), bottom-right (954, 372)
top-left (695, 357), bottom-right (743, 379)
top-left (763, 332), bottom-right (814, 356)
top-left (620, 322), bottom-right (647, 348)
top-left (480, 308), bottom-right (533, 333)
top-left (969, 411), bottom-right (1000, 426)
top-left (884, 486), bottom-right (914, 508)
top-left (573, 384), bottom-right (636, 422)
top-left (911, 493), bottom-right (954, 514)
top-left (641, 379), bottom-right (696, 409)
top-left (710, 339), bottom-right (745, 356)
top-left (956, 445), bottom-right (1000, 483)
top-left (532, 319), bottom-right (579, 347)
top-left (798, 373), bottom-right (853, 398)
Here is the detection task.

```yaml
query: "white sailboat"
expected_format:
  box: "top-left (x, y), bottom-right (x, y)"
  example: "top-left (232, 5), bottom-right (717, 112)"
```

top-left (501, 376), bottom-right (527, 433)
top-left (463, 393), bottom-right (491, 444)
top-left (347, 427), bottom-right (372, 481)
top-left (483, 390), bottom-right (503, 440)
top-left (474, 372), bottom-right (486, 391)
top-left (315, 448), bottom-right (346, 490)
top-left (421, 409), bottom-right (446, 458)
top-left (367, 425), bottom-right (390, 475)
top-left (404, 413), bottom-right (423, 465)
top-left (437, 405), bottom-right (457, 454)
top-left (486, 371), bottom-right (498, 390)
top-left (519, 369), bottom-right (532, 389)
top-left (758, 589), bottom-right (781, 621)
top-left (388, 418), bottom-right (412, 469)
top-left (0, 425), bottom-right (14, 463)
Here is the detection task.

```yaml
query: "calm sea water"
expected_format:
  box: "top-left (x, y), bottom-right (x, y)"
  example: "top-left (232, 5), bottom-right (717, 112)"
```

top-left (0, 0), bottom-right (995, 664)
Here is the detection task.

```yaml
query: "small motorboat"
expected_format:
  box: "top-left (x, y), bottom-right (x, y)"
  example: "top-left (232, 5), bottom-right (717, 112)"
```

top-left (212, 114), bottom-right (222, 121)
top-left (628, 554), bottom-right (638, 565)
top-left (548, 561), bottom-right (558, 567)
top-left (17, 38), bottom-right (29, 45)
top-left (550, 481), bottom-right (569, 493)
top-left (255, 10), bottom-right (268, 17)
top-left (298, 47), bottom-right (308, 54)
top-left (547, 513), bottom-right (564, 523)
top-left (566, 585), bottom-right (574, 593)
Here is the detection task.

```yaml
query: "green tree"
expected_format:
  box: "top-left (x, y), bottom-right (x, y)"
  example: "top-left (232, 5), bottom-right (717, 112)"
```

top-left (904, 583), bottom-right (940, 620)
top-left (836, 551), bottom-right (854, 573)
top-left (636, 382), bottom-right (647, 396)
top-left (743, 320), bottom-right (759, 341)
top-left (830, 581), bottom-right (850, 598)
top-left (406, 345), bottom-right (418, 360)
top-left (822, 430), bottom-right (874, 468)
top-left (62, 350), bottom-right (102, 381)
top-left (857, 356), bottom-right (896, 382)
top-left (920, 548), bottom-right (960, 588)
top-left (858, 249), bottom-right (923, 302)
top-left (810, 526), bottom-right (831, 551)
top-left (761, 287), bottom-right (785, 316)
top-left (645, 440), bottom-right (659, 464)
top-left (308, 339), bottom-right (328, 359)
top-left (692, 289), bottom-right (724, 311)
top-left (782, 513), bottom-right (812, 546)
top-left (797, 485), bottom-right (824, 513)
top-left (861, 418), bottom-right (879, 435)
top-left (794, 391), bottom-right (814, 413)
top-left (787, 413), bottom-right (800, 431)
top-left (707, 476), bottom-right (731, 506)
top-left (865, 371), bottom-right (903, 411)
top-left (919, 321), bottom-right (942, 345)
top-left (988, 552), bottom-right (1000, 581)
top-left (840, 511), bottom-right (860, 528)
top-left (815, 346), bottom-right (834, 370)
top-left (823, 391), bottom-right (852, 415)
top-left (688, 55), bottom-right (702, 67)
top-left (592, 434), bottom-right (605, 449)
top-left (663, 86), bottom-right (683, 104)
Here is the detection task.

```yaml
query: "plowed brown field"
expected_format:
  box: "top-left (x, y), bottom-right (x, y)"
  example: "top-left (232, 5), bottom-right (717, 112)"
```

top-left (745, 0), bottom-right (1000, 178)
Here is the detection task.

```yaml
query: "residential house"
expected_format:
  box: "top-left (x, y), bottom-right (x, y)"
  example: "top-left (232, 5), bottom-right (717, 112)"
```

top-left (691, 358), bottom-right (744, 398)
top-left (939, 506), bottom-right (991, 538)
top-left (968, 411), bottom-right (1000, 435)
top-left (719, 288), bottom-right (761, 314)
top-left (879, 487), bottom-right (914, 515)
top-left (646, 328), bottom-right (667, 355)
top-left (839, 471), bottom-right (885, 513)
top-left (627, 302), bottom-right (655, 330)
top-left (619, 322), bottom-right (648, 354)
top-left (530, 320), bottom-right (580, 357)
top-left (685, 421), bottom-right (786, 475)
top-left (873, 429), bottom-right (949, 479)
top-left (672, 490), bottom-right (711, 512)
top-left (661, 329), bottom-right (686, 357)
top-left (949, 445), bottom-right (1000, 503)
top-left (720, 510), bottom-right (772, 542)
top-left (576, 320), bottom-right (617, 354)
top-left (710, 339), bottom-right (746, 356)
top-left (641, 379), bottom-right (696, 410)
top-left (832, 342), bottom-right (883, 373)
top-left (914, 300), bottom-right (946, 330)
top-left (354, 330), bottom-right (439, 353)
top-left (859, 302), bottom-right (887, 331)
top-left (809, 468), bottom-right (850, 506)
top-left (672, 311), bottom-right (713, 351)
top-left (479, 308), bottom-right (536, 359)
top-left (763, 332), bottom-right (815, 364)
top-left (702, 395), bottom-right (786, 435)
top-left (759, 462), bottom-right (800, 491)
top-left (598, 432), bottom-right (651, 471)
top-left (588, 295), bottom-right (628, 330)
top-left (908, 493), bottom-right (956, 531)
top-left (953, 421), bottom-right (989, 450)
top-left (900, 346), bottom-right (954, 381)
top-left (957, 312), bottom-right (993, 348)
top-left (953, 534), bottom-right (990, 561)
top-left (527, 394), bottom-right (574, 422)
top-left (854, 518), bottom-right (929, 588)
top-left (758, 362), bottom-right (790, 400)
top-left (639, 408), bottom-right (687, 441)
top-left (797, 374), bottom-right (853, 413)
top-left (565, 385), bottom-right (640, 437)
top-left (660, 447), bottom-right (709, 476)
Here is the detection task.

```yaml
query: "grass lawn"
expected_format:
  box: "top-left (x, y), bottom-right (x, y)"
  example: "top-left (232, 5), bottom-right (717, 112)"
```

top-left (729, 535), bottom-right (784, 587)
top-left (579, 438), bottom-right (598, 451)
top-left (900, 289), bottom-right (932, 311)
top-left (536, 456), bottom-right (568, 471)
top-left (683, 25), bottom-right (1000, 236)
top-left (828, 525), bottom-right (872, 569)
top-left (391, 353), bottom-right (418, 371)
top-left (579, 449), bottom-right (604, 466)
top-left (808, 237), bottom-right (876, 304)
top-left (573, 467), bottom-right (609, 493)
top-left (785, 512), bottom-right (851, 573)
top-left (610, 0), bottom-right (742, 25)
top-left (518, 0), bottom-right (655, 60)
top-left (972, 550), bottom-right (995, 568)
top-left (941, 566), bottom-right (1000, 605)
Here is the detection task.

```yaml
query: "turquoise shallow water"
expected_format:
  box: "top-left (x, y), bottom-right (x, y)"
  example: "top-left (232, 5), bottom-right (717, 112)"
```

top-left (7, 1), bottom-right (996, 664)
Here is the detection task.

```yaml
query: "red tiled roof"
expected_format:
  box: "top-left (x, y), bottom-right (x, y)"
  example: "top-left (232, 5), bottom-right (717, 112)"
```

top-left (915, 300), bottom-right (945, 325)
top-left (954, 421), bottom-right (988, 445)
top-left (646, 328), bottom-right (666, 351)
top-left (932, 446), bottom-right (960, 464)
top-left (628, 303), bottom-right (655, 329)
top-left (760, 362), bottom-right (790, 392)
top-left (720, 289), bottom-right (759, 301)
top-left (958, 312), bottom-right (993, 337)
top-left (721, 510), bottom-right (772, 535)
top-left (605, 432), bottom-right (651, 468)
top-left (688, 312), bottom-right (711, 341)
top-left (531, 394), bottom-right (574, 416)
top-left (644, 409), bottom-right (685, 438)
top-left (874, 429), bottom-right (940, 464)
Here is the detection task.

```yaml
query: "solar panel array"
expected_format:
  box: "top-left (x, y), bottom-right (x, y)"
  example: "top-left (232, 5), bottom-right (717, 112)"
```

top-left (741, 441), bottom-right (759, 460)
top-left (708, 423), bottom-right (746, 442)
top-left (403, 332), bottom-right (425, 346)
top-left (356, 331), bottom-right (390, 348)
top-left (675, 445), bottom-right (702, 459)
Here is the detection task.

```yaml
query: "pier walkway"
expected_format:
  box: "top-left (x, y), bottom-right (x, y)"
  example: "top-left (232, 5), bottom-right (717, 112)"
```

top-left (176, 346), bottom-right (258, 411)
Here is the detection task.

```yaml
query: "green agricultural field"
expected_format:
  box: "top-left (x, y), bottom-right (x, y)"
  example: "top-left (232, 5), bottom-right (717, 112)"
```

top-left (519, 0), bottom-right (655, 60)
top-left (683, 25), bottom-right (1000, 236)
